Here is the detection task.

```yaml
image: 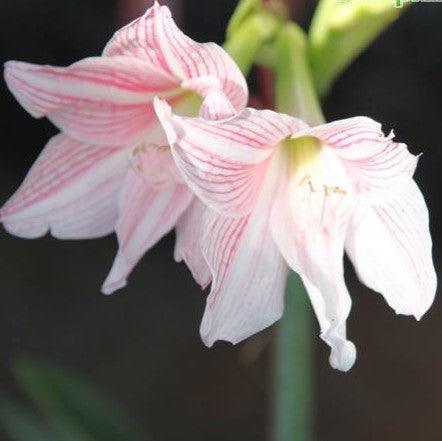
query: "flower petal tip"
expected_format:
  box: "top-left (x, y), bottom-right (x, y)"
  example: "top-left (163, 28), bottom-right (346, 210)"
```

top-left (102, 253), bottom-right (132, 295)
top-left (199, 310), bottom-right (213, 347)
top-left (3, 60), bottom-right (31, 85)
top-left (3, 60), bottom-right (19, 75)
top-left (396, 302), bottom-right (434, 322)
top-left (392, 280), bottom-right (437, 321)
top-left (1, 218), bottom-right (47, 239)
top-left (153, 97), bottom-right (172, 118)
top-left (149, 1), bottom-right (171, 20)
top-left (414, 312), bottom-right (424, 322)
top-left (200, 332), bottom-right (233, 349)
top-left (153, 98), bottom-right (177, 144)
top-left (199, 311), bottom-right (232, 348)
top-left (329, 340), bottom-right (357, 372)
top-left (3, 61), bottom-right (43, 118)
top-left (153, 1), bottom-right (166, 12)
top-left (101, 278), bottom-right (127, 296)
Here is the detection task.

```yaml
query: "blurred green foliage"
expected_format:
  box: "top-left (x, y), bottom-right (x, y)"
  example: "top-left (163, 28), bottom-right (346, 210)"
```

top-left (0, 357), bottom-right (144, 441)
top-left (309, 0), bottom-right (405, 97)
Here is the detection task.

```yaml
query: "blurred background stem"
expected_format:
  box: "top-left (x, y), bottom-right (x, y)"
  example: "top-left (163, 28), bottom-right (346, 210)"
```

top-left (224, 10), bottom-right (280, 76)
top-left (274, 22), bottom-right (324, 125)
top-left (308, 0), bottom-right (404, 97)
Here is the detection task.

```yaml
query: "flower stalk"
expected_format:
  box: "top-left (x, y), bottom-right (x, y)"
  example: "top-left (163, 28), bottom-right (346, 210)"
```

top-left (272, 22), bottom-right (324, 441)
top-left (224, 10), bottom-right (280, 76)
top-left (274, 272), bottom-right (313, 441)
top-left (274, 23), bottom-right (324, 126)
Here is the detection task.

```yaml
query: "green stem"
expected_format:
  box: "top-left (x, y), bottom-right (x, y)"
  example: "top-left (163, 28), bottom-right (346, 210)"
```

top-left (223, 11), bottom-right (280, 76)
top-left (273, 22), bottom-right (325, 441)
top-left (274, 272), bottom-right (313, 441)
top-left (274, 23), bottom-right (324, 125)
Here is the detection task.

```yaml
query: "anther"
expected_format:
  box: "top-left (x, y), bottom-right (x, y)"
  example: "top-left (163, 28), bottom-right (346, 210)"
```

top-left (298, 175), bottom-right (311, 186)
top-left (323, 184), bottom-right (347, 196)
top-left (299, 175), bottom-right (316, 192)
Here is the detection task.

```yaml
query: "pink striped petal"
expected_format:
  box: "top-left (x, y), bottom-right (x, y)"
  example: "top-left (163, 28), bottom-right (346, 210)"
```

top-left (4, 56), bottom-right (178, 146)
top-left (199, 213), bottom-right (288, 346)
top-left (198, 89), bottom-right (236, 121)
top-left (1, 134), bottom-right (126, 239)
top-left (270, 167), bottom-right (357, 371)
top-left (298, 117), bottom-right (418, 202)
top-left (102, 158), bottom-right (193, 294)
top-left (174, 199), bottom-right (211, 289)
top-left (199, 154), bottom-right (288, 346)
top-left (103, 2), bottom-right (248, 111)
top-left (155, 100), bottom-right (302, 216)
top-left (345, 180), bottom-right (436, 320)
top-left (182, 77), bottom-right (236, 121)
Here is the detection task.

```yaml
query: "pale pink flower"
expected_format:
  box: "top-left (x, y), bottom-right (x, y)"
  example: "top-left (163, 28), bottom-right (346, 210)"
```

top-left (155, 100), bottom-right (437, 371)
top-left (1, 2), bottom-right (247, 294)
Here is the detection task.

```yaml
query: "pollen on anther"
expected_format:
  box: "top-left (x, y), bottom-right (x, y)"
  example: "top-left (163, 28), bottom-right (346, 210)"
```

top-left (128, 144), bottom-right (147, 174)
top-left (332, 186), bottom-right (347, 195)
top-left (299, 175), bottom-right (317, 192)
top-left (298, 174), bottom-right (311, 186)
top-left (323, 185), bottom-right (347, 196)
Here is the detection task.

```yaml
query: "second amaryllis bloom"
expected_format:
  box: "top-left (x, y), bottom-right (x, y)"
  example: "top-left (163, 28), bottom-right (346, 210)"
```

top-left (1, 2), bottom-right (247, 293)
top-left (155, 100), bottom-right (437, 371)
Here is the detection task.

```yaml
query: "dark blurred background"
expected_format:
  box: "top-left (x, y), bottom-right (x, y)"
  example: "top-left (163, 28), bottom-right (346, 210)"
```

top-left (0, 1), bottom-right (441, 440)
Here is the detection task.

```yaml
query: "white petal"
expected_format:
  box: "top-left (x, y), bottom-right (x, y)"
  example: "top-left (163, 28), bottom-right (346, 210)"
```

top-left (345, 180), bottom-right (437, 319)
top-left (102, 155), bottom-right (193, 294)
top-left (299, 117), bottom-right (418, 202)
top-left (174, 199), bottom-right (212, 289)
top-left (270, 172), bottom-right (357, 371)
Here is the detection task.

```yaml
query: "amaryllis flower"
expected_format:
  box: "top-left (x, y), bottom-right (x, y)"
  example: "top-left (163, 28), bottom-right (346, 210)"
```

top-left (1, 2), bottom-right (247, 293)
top-left (155, 100), bottom-right (437, 371)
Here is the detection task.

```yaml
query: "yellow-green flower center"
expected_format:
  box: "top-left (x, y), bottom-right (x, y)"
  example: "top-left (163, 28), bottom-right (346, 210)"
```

top-left (283, 135), bottom-right (347, 196)
top-left (172, 91), bottom-right (202, 117)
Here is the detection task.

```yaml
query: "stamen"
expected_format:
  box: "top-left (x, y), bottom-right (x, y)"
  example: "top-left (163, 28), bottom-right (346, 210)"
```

top-left (289, 138), bottom-right (348, 197)
top-left (128, 144), bottom-right (148, 174)
top-left (299, 174), bottom-right (311, 186)
top-left (299, 176), bottom-right (347, 196)
top-left (332, 186), bottom-right (347, 195)
top-left (299, 175), bottom-right (317, 193)
top-left (323, 184), bottom-right (347, 196)
top-left (156, 145), bottom-right (169, 152)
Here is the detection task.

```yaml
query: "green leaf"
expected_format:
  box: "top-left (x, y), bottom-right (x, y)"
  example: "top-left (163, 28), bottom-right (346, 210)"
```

top-left (0, 398), bottom-right (101, 441)
top-left (13, 357), bottom-right (141, 441)
top-left (309, 0), bottom-right (406, 97)
top-left (0, 398), bottom-right (58, 441)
